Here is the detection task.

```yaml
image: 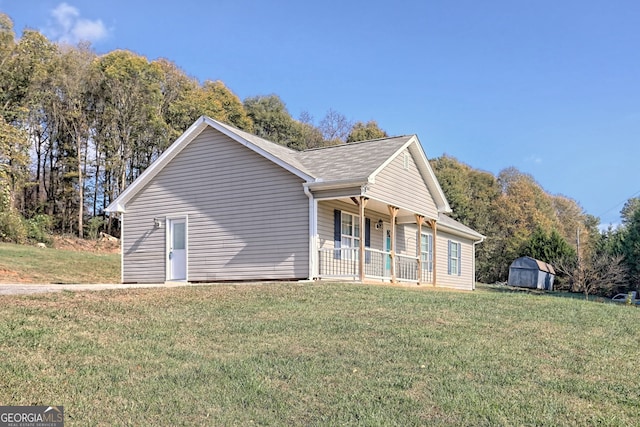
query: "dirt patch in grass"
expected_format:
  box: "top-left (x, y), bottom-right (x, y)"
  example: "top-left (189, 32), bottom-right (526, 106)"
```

top-left (0, 242), bottom-right (120, 284)
top-left (0, 268), bottom-right (34, 283)
top-left (52, 234), bottom-right (120, 254)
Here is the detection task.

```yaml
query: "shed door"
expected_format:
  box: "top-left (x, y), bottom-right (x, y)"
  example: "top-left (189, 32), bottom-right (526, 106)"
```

top-left (168, 218), bottom-right (187, 281)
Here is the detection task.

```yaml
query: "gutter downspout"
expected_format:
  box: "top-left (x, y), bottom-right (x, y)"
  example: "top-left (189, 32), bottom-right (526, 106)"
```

top-left (303, 184), bottom-right (318, 280)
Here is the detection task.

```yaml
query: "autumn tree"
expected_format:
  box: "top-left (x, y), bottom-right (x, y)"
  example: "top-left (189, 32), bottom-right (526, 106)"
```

top-left (620, 199), bottom-right (640, 287)
top-left (33, 43), bottom-right (96, 235)
top-left (0, 25), bottom-right (52, 213)
top-left (295, 111), bottom-right (325, 149)
top-left (243, 95), bottom-right (299, 147)
top-left (554, 245), bottom-right (628, 300)
top-left (91, 50), bottom-right (166, 218)
top-left (319, 108), bottom-right (352, 144)
top-left (521, 227), bottom-right (575, 264)
top-left (346, 120), bottom-right (387, 143)
top-left (0, 19), bottom-right (57, 240)
top-left (430, 155), bottom-right (502, 282)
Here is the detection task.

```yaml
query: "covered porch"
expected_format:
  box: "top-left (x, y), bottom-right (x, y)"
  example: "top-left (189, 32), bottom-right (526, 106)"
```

top-left (312, 195), bottom-right (439, 285)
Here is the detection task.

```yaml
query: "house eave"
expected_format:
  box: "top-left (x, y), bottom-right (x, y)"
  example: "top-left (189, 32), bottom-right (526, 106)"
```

top-left (105, 202), bottom-right (125, 214)
top-left (438, 222), bottom-right (485, 242)
top-left (305, 178), bottom-right (370, 192)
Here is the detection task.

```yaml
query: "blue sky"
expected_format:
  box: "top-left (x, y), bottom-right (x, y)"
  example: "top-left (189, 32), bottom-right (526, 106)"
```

top-left (2, 0), bottom-right (639, 226)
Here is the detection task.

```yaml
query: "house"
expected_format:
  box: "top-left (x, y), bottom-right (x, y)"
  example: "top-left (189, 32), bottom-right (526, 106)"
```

top-left (106, 116), bottom-right (484, 289)
top-left (508, 256), bottom-right (555, 291)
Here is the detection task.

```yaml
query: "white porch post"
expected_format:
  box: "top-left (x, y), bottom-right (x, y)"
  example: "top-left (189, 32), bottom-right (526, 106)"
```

top-left (428, 219), bottom-right (437, 286)
top-left (416, 214), bottom-right (424, 284)
top-left (388, 205), bottom-right (399, 283)
top-left (304, 185), bottom-right (318, 280)
top-left (358, 196), bottom-right (368, 282)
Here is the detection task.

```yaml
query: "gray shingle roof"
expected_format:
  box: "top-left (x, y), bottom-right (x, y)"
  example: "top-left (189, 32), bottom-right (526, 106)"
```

top-left (438, 214), bottom-right (485, 240)
top-left (295, 136), bottom-right (413, 182)
top-left (216, 119), bottom-right (413, 183)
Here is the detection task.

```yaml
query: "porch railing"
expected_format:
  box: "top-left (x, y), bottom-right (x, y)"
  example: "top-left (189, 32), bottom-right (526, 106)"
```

top-left (318, 247), bottom-right (433, 284)
top-left (318, 247), bottom-right (358, 278)
top-left (396, 253), bottom-right (418, 282)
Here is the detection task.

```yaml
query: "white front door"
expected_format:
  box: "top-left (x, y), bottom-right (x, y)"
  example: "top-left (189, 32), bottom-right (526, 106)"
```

top-left (168, 218), bottom-right (187, 281)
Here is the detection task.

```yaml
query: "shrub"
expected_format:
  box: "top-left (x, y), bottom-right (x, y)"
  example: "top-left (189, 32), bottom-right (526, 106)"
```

top-left (26, 214), bottom-right (53, 244)
top-left (85, 216), bottom-right (106, 240)
top-left (0, 209), bottom-right (27, 243)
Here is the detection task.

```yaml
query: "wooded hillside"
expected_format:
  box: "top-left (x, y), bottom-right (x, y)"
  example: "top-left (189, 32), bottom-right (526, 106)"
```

top-left (1, 13), bottom-right (638, 293)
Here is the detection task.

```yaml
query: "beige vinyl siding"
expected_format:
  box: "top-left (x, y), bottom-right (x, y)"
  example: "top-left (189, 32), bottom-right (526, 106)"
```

top-left (122, 127), bottom-right (309, 283)
top-left (400, 225), bottom-right (434, 259)
top-left (435, 229), bottom-right (475, 290)
top-left (317, 201), bottom-right (420, 256)
top-left (366, 149), bottom-right (438, 219)
top-left (317, 200), bottom-right (387, 252)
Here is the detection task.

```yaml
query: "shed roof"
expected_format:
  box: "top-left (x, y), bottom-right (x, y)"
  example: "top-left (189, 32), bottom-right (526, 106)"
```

top-left (510, 256), bottom-right (556, 275)
top-left (534, 259), bottom-right (556, 275)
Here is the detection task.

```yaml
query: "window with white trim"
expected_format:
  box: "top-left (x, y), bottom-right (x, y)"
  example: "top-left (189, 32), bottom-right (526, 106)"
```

top-left (341, 212), bottom-right (360, 259)
top-left (420, 232), bottom-right (433, 272)
top-left (448, 240), bottom-right (461, 275)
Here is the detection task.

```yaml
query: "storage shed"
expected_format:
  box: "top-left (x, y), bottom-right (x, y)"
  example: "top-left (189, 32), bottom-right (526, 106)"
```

top-left (508, 256), bottom-right (555, 291)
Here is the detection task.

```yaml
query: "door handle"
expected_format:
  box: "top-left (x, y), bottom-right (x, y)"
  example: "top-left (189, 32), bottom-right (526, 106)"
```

top-left (169, 251), bottom-right (173, 260)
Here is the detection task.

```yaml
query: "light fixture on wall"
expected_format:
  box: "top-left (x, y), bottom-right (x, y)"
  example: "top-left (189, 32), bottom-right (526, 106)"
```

top-left (376, 219), bottom-right (383, 229)
top-left (153, 218), bottom-right (163, 229)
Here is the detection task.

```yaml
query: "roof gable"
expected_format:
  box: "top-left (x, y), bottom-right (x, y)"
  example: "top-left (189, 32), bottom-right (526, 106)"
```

top-left (106, 116), bottom-right (452, 215)
top-left (296, 135), bottom-right (451, 213)
top-left (295, 136), bottom-right (412, 182)
top-left (106, 116), bottom-right (315, 213)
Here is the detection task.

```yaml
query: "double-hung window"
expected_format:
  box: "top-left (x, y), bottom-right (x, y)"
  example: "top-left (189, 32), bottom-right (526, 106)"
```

top-left (448, 240), bottom-right (461, 275)
top-left (341, 212), bottom-right (360, 260)
top-left (420, 232), bottom-right (433, 272)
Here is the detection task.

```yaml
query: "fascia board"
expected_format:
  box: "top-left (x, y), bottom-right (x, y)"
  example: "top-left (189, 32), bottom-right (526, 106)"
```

top-left (438, 222), bottom-right (485, 242)
top-left (305, 178), bottom-right (369, 191)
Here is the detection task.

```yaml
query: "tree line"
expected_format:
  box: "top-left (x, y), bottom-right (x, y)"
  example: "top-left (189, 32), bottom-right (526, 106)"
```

top-left (430, 155), bottom-right (639, 296)
top-left (0, 14), bottom-right (386, 240)
top-left (1, 13), bottom-right (638, 296)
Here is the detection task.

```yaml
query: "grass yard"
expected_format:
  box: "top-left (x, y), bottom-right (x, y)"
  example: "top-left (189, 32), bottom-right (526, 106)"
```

top-left (0, 242), bottom-right (120, 283)
top-left (0, 283), bottom-right (638, 426)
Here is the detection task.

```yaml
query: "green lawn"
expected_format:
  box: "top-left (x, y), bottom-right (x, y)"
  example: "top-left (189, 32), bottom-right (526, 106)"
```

top-left (0, 242), bottom-right (120, 283)
top-left (0, 283), bottom-right (638, 426)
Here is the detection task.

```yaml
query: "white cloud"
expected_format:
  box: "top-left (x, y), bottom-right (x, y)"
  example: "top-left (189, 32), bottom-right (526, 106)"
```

top-left (526, 155), bottom-right (542, 164)
top-left (47, 2), bottom-right (109, 45)
top-left (72, 18), bottom-right (108, 42)
top-left (598, 222), bottom-right (620, 233)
